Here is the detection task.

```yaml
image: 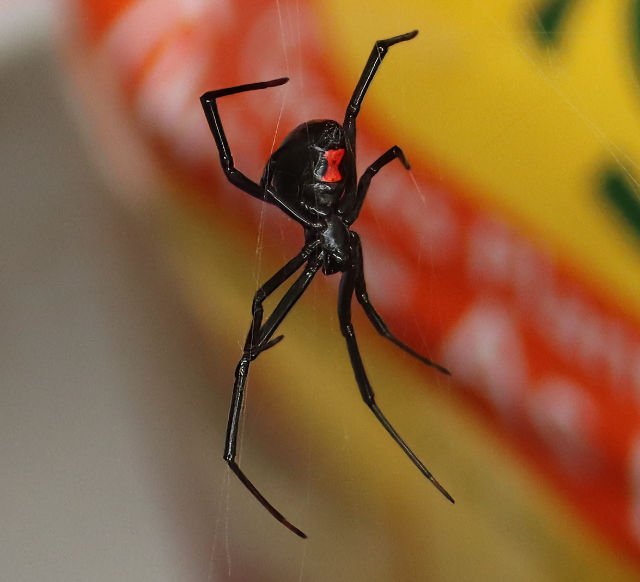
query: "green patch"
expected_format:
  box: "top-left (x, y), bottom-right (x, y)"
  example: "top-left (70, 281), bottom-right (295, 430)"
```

top-left (531, 0), bottom-right (577, 47)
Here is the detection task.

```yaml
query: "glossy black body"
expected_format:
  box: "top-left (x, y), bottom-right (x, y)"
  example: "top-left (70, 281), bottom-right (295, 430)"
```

top-left (262, 118), bottom-right (355, 274)
top-left (201, 30), bottom-right (452, 539)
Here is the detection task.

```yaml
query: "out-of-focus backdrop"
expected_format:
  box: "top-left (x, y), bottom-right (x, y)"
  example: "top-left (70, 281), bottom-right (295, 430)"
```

top-left (5, 0), bottom-right (640, 580)
top-left (2, 1), bottom-right (230, 581)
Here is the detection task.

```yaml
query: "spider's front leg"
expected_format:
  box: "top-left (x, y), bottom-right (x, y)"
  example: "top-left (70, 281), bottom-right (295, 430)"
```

top-left (351, 236), bottom-right (450, 375)
top-left (224, 252), bottom-right (322, 539)
top-left (337, 236), bottom-right (454, 503)
top-left (243, 249), bottom-right (310, 359)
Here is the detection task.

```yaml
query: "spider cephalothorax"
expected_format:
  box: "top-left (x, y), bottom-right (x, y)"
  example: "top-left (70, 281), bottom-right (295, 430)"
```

top-left (201, 30), bottom-right (452, 539)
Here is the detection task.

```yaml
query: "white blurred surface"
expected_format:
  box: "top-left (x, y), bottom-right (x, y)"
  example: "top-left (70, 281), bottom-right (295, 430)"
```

top-left (0, 0), bottom-right (53, 64)
top-left (0, 15), bottom-right (226, 582)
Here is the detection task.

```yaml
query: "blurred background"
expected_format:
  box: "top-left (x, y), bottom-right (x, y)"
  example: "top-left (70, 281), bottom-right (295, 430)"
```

top-left (4, 0), bottom-right (640, 580)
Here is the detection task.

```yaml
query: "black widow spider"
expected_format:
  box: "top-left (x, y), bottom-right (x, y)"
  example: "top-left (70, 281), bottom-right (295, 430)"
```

top-left (200, 30), bottom-right (452, 539)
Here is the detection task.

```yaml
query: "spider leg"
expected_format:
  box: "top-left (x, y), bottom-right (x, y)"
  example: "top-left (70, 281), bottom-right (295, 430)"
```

top-left (342, 145), bottom-right (410, 224)
top-left (200, 80), bottom-right (317, 227)
top-left (351, 236), bottom-right (450, 375)
top-left (337, 252), bottom-right (454, 503)
top-left (343, 31), bottom-right (418, 145)
top-left (244, 245), bottom-right (313, 358)
top-left (201, 79), bottom-right (288, 199)
top-left (225, 254), bottom-right (322, 539)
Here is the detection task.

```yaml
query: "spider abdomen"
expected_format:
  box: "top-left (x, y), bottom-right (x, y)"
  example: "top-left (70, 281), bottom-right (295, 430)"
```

top-left (262, 119), bottom-right (351, 220)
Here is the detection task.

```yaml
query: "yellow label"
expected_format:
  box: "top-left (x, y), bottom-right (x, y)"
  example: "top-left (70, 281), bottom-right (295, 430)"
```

top-left (320, 1), bottom-right (640, 318)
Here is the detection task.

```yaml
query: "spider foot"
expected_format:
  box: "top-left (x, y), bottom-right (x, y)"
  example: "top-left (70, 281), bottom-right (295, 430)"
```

top-left (379, 30), bottom-right (418, 49)
top-left (201, 77), bottom-right (288, 101)
top-left (396, 147), bottom-right (410, 170)
top-left (228, 461), bottom-right (307, 538)
top-left (420, 356), bottom-right (451, 377)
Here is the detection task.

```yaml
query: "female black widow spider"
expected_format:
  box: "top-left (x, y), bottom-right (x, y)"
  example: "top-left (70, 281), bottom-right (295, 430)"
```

top-left (201, 30), bottom-right (452, 539)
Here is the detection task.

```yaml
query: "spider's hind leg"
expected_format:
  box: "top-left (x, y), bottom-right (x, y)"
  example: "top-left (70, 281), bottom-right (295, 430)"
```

top-left (200, 78), bottom-right (288, 200)
top-left (344, 30), bottom-right (418, 138)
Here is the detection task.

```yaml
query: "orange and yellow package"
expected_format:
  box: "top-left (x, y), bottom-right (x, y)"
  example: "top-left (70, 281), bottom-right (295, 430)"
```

top-left (63, 1), bottom-right (640, 579)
